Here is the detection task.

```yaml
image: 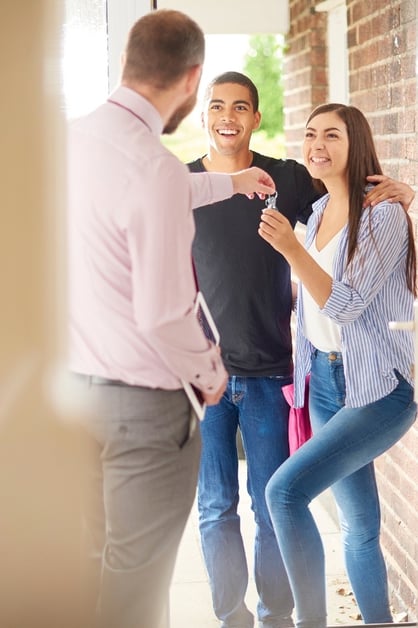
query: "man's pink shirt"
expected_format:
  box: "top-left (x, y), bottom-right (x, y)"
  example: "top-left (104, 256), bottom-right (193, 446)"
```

top-left (67, 86), bottom-right (231, 393)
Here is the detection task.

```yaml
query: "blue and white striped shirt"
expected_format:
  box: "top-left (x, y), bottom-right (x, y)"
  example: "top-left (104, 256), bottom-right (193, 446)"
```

top-left (294, 192), bottom-right (414, 408)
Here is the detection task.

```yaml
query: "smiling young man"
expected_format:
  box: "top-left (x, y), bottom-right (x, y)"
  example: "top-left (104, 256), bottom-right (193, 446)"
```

top-left (188, 71), bottom-right (316, 628)
top-left (187, 71), bottom-right (415, 628)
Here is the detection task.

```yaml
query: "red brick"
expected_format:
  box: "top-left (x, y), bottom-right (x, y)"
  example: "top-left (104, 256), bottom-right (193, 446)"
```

top-left (285, 0), bottom-right (418, 615)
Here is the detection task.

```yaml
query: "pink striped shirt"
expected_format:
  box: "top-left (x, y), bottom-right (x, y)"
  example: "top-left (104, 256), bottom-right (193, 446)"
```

top-left (67, 86), bottom-right (231, 393)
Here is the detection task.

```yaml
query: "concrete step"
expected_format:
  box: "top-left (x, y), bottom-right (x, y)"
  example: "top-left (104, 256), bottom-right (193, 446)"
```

top-left (169, 460), bottom-right (363, 627)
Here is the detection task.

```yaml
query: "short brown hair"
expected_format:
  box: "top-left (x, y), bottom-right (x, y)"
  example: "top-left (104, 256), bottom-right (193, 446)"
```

top-left (122, 9), bottom-right (205, 89)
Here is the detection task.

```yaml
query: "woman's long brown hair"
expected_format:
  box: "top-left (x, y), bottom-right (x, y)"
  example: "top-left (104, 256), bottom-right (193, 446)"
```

top-left (306, 103), bottom-right (416, 296)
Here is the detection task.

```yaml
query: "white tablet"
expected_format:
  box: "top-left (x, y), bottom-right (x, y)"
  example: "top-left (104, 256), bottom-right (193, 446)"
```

top-left (182, 291), bottom-right (220, 420)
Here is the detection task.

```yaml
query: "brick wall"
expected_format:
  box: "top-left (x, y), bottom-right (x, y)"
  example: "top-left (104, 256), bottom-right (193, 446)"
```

top-left (283, 2), bottom-right (327, 158)
top-left (284, 0), bottom-right (418, 619)
top-left (347, 1), bottom-right (417, 191)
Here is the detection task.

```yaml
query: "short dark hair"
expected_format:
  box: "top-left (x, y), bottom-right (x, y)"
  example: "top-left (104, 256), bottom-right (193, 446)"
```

top-left (203, 71), bottom-right (259, 112)
top-left (122, 9), bottom-right (205, 88)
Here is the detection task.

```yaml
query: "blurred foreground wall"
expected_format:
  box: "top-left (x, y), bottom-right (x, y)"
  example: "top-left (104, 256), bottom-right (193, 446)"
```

top-left (0, 1), bottom-right (93, 626)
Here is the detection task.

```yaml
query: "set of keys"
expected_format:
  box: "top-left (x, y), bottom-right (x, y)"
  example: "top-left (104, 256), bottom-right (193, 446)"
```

top-left (265, 191), bottom-right (278, 210)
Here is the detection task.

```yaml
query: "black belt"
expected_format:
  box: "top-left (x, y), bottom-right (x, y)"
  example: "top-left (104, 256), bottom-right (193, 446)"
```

top-left (91, 375), bottom-right (130, 386)
top-left (74, 373), bottom-right (131, 386)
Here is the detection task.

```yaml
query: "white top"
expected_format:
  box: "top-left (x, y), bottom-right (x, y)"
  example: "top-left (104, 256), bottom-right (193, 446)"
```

top-left (302, 228), bottom-right (343, 352)
top-left (294, 192), bottom-right (414, 408)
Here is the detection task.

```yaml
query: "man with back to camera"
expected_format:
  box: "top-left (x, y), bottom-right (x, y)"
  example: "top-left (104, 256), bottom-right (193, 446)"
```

top-left (67, 17), bottom-right (277, 628)
top-left (188, 71), bottom-right (415, 628)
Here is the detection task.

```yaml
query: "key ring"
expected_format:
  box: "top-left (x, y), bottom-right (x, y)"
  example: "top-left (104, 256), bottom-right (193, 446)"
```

top-left (265, 191), bottom-right (278, 209)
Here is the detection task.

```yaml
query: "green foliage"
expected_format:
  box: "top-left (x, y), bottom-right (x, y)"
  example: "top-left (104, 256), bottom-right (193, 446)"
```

top-left (243, 35), bottom-right (285, 138)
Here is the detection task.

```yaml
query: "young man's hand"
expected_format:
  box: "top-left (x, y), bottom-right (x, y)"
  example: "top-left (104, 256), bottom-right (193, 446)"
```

top-left (364, 175), bottom-right (415, 210)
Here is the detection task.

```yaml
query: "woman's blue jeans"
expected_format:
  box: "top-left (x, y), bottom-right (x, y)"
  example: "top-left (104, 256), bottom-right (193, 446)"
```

top-left (265, 350), bottom-right (416, 628)
top-left (198, 375), bottom-right (294, 628)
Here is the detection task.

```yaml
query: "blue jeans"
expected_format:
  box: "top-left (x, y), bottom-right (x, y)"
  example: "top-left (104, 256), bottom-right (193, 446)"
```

top-left (266, 350), bottom-right (417, 628)
top-left (198, 375), bottom-right (294, 628)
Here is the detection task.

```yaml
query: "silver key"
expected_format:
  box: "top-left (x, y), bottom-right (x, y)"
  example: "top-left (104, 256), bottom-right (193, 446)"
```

top-left (265, 191), bottom-right (278, 210)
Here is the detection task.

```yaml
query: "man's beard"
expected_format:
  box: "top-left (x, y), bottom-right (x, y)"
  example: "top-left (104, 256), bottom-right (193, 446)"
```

top-left (163, 93), bottom-right (196, 135)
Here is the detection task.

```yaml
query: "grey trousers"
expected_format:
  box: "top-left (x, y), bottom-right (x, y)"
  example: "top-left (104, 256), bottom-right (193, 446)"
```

top-left (78, 378), bottom-right (200, 628)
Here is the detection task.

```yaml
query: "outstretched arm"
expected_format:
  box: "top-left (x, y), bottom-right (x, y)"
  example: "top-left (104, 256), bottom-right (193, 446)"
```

top-left (364, 175), bottom-right (415, 210)
top-left (189, 167), bottom-right (275, 209)
top-left (230, 167), bottom-right (275, 198)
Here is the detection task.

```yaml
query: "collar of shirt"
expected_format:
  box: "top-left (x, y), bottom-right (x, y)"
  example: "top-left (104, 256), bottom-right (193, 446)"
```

top-left (107, 85), bottom-right (164, 136)
top-left (306, 193), bottom-right (328, 249)
top-left (310, 183), bottom-right (374, 219)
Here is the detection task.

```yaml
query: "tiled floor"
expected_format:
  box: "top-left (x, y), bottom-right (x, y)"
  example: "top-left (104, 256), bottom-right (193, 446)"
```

top-left (170, 460), bottom-right (362, 627)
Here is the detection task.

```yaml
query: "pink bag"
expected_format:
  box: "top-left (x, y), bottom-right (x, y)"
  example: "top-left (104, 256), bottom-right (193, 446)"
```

top-left (283, 375), bottom-right (312, 455)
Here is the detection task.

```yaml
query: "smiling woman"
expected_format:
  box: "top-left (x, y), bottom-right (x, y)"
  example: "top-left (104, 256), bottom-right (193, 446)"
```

top-left (260, 103), bottom-right (417, 628)
top-left (303, 110), bottom-right (350, 204)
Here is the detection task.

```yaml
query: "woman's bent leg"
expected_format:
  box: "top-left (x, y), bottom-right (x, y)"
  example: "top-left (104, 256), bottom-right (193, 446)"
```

top-left (331, 464), bottom-right (391, 623)
top-left (266, 352), bottom-right (416, 628)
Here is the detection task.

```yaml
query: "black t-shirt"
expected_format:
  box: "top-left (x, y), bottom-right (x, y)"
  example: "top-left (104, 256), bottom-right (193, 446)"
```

top-left (188, 151), bottom-right (319, 376)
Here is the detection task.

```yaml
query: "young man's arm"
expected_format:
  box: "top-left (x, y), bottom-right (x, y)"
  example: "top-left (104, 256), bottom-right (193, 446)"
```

top-left (364, 175), bottom-right (415, 210)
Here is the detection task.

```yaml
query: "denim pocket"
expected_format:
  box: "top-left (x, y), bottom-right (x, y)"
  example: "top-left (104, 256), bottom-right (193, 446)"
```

top-left (329, 360), bottom-right (346, 407)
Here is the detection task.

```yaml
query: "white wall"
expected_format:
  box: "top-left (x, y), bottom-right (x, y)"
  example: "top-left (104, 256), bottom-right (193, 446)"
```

top-left (316, 0), bottom-right (349, 103)
top-left (106, 0), bottom-right (290, 92)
